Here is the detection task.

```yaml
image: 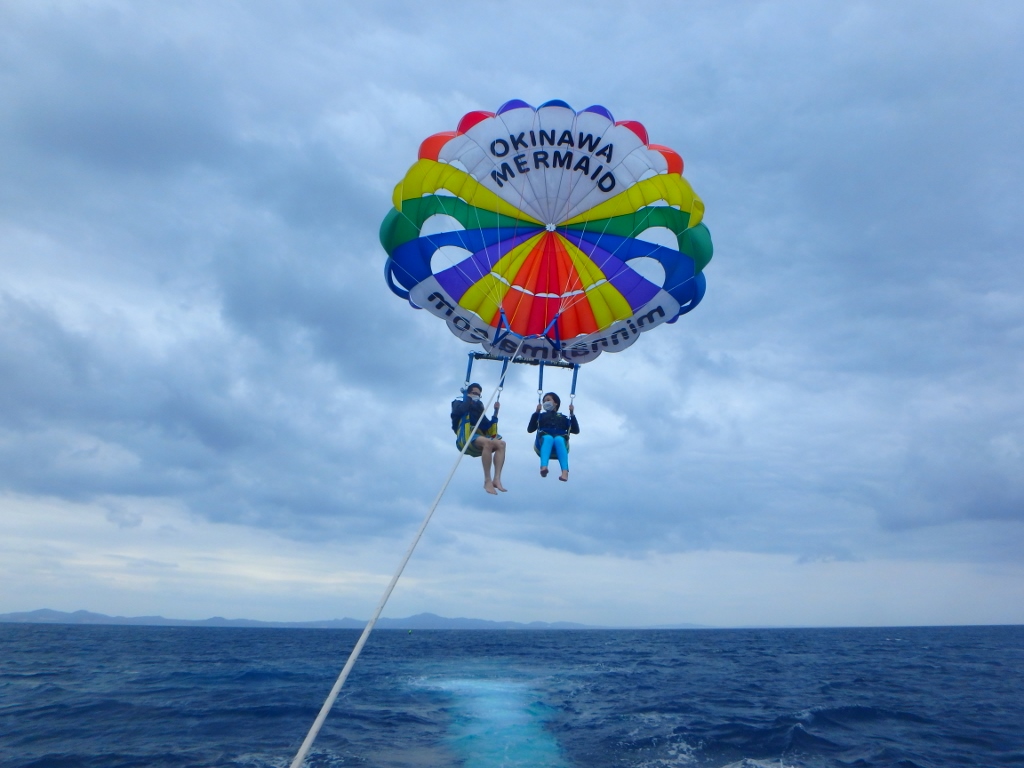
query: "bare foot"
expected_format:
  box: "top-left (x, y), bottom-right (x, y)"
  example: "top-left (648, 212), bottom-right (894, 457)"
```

top-left (484, 481), bottom-right (498, 495)
top-left (494, 481), bottom-right (508, 492)
top-left (559, 471), bottom-right (569, 482)
top-left (540, 466), bottom-right (549, 477)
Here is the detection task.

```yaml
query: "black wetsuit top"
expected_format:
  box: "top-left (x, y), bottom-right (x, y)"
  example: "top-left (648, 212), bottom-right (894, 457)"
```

top-left (527, 410), bottom-right (580, 437)
top-left (451, 398), bottom-right (497, 434)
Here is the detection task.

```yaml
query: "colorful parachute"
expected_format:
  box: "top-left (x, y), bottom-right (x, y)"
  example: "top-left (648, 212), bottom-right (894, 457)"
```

top-left (381, 99), bottom-right (713, 364)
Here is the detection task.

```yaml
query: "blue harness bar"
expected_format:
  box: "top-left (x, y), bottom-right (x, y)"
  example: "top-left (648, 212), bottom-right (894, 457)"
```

top-left (469, 352), bottom-right (575, 370)
top-left (465, 352), bottom-right (578, 404)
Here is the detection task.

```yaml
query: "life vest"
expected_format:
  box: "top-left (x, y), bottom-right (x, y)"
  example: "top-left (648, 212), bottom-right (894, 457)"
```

top-left (532, 412), bottom-right (572, 456)
top-left (451, 399), bottom-right (499, 458)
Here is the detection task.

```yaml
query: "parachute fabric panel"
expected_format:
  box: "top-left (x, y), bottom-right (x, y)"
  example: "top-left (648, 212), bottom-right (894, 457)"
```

top-left (380, 101), bottom-right (714, 363)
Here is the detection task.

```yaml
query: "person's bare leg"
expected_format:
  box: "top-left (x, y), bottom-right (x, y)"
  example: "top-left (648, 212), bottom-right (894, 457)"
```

top-left (480, 441), bottom-right (497, 494)
top-left (492, 439), bottom-right (507, 491)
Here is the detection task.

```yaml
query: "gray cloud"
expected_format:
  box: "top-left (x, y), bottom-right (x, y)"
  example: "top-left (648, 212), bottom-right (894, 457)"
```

top-left (1, 0), bottom-right (1022, 626)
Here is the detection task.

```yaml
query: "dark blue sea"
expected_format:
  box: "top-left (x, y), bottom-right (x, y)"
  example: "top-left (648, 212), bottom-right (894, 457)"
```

top-left (1, 624), bottom-right (1022, 768)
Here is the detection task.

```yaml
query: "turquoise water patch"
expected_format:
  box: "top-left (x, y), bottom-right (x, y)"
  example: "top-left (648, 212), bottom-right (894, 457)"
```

top-left (424, 678), bottom-right (569, 768)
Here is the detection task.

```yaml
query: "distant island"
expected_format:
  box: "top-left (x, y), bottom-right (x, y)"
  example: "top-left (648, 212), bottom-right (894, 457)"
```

top-left (0, 609), bottom-right (706, 630)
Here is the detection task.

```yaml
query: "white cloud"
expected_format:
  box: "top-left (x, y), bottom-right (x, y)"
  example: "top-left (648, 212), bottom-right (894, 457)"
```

top-left (4, 493), bottom-right (1022, 627)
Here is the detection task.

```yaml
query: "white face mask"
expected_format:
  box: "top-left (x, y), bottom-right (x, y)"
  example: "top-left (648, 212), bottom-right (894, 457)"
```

top-left (542, 401), bottom-right (555, 411)
top-left (468, 394), bottom-right (481, 402)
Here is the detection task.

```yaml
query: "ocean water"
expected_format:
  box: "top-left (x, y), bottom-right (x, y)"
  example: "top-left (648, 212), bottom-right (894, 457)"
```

top-left (1, 625), bottom-right (1022, 768)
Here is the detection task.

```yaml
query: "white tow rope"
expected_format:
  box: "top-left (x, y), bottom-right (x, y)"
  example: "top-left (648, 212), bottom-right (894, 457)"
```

top-left (289, 353), bottom-right (518, 768)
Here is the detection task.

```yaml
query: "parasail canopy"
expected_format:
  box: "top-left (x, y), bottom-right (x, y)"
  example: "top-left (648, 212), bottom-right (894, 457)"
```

top-left (381, 99), bottom-right (713, 364)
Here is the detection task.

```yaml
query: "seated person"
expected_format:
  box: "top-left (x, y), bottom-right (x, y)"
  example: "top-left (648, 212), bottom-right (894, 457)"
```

top-left (451, 383), bottom-right (507, 494)
top-left (527, 392), bottom-right (579, 482)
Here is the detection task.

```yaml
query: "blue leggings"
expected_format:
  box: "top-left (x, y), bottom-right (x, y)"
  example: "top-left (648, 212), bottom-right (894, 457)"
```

top-left (539, 435), bottom-right (569, 471)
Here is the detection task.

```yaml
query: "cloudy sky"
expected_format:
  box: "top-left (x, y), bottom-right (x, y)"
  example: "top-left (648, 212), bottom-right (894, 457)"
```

top-left (1, 1), bottom-right (1022, 628)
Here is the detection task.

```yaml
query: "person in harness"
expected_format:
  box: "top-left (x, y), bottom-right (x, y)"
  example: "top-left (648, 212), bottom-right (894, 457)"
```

top-left (451, 383), bottom-right (507, 495)
top-left (527, 392), bottom-right (579, 482)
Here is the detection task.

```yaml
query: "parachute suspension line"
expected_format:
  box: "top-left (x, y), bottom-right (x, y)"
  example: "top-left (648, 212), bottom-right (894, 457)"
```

top-left (484, 109), bottom-right (538, 340)
top-left (464, 352), bottom-right (475, 393)
top-left (495, 356), bottom-right (510, 403)
top-left (552, 161), bottom-right (663, 350)
top-left (386, 163), bottom-right (503, 320)
top-left (447, 211), bottom-right (510, 319)
top-left (389, 184), bottom-right (512, 313)
top-left (289, 338), bottom-right (527, 768)
top-left (570, 363), bottom-right (580, 405)
top-left (540, 312), bottom-right (563, 357)
top-left (550, 121), bottom-right (622, 334)
top-left (492, 308), bottom-right (513, 347)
